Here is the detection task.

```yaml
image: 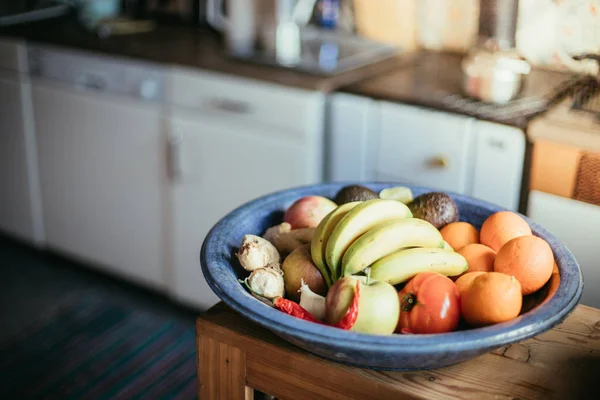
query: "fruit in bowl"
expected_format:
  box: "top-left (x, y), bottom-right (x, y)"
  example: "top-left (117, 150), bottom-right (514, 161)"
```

top-left (200, 183), bottom-right (583, 370)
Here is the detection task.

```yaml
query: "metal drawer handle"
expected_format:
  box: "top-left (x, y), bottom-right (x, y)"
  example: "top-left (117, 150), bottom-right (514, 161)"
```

top-left (209, 98), bottom-right (252, 114)
top-left (427, 155), bottom-right (449, 169)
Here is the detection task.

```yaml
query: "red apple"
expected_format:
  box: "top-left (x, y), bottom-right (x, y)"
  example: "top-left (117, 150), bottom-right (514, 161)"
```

top-left (283, 196), bottom-right (337, 229)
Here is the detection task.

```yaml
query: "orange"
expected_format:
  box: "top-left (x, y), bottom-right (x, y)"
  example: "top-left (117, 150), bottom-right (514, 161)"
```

top-left (440, 222), bottom-right (479, 251)
top-left (461, 272), bottom-right (522, 327)
top-left (455, 244), bottom-right (496, 279)
top-left (455, 271), bottom-right (486, 297)
top-left (494, 235), bottom-right (554, 295)
top-left (480, 211), bottom-right (532, 252)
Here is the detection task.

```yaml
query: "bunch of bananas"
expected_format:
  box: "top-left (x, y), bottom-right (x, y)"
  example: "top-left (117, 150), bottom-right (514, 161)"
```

top-left (311, 199), bottom-right (468, 287)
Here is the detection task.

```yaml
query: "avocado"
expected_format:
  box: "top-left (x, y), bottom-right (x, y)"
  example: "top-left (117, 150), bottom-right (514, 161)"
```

top-left (407, 192), bottom-right (459, 230)
top-left (334, 185), bottom-right (379, 205)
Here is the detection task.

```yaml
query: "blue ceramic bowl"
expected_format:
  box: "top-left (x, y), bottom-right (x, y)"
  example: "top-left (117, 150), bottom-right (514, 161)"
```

top-left (200, 182), bottom-right (583, 370)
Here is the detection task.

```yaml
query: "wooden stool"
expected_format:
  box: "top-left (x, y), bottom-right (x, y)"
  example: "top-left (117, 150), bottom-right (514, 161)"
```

top-left (196, 302), bottom-right (600, 399)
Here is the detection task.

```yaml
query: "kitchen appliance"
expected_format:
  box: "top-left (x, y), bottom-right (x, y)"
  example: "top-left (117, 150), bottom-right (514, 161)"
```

top-left (461, 0), bottom-right (531, 104)
top-left (200, 182), bottom-right (582, 370)
top-left (28, 45), bottom-right (167, 290)
top-left (0, 39), bottom-right (44, 246)
top-left (461, 49), bottom-right (531, 104)
top-left (478, 0), bottom-right (519, 52)
top-left (206, 0), bottom-right (260, 55)
top-left (206, 0), bottom-right (399, 75)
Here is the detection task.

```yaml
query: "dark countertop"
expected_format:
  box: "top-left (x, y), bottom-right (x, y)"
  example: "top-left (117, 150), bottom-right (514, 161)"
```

top-left (1, 15), bottom-right (580, 128)
top-left (341, 52), bottom-right (578, 128)
top-left (0, 15), bottom-right (407, 92)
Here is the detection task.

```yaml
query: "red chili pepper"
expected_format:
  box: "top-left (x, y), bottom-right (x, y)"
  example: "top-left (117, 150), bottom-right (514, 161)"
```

top-left (334, 281), bottom-right (360, 330)
top-left (273, 297), bottom-right (323, 324)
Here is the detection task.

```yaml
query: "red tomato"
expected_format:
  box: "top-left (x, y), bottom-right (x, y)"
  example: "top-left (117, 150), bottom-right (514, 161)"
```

top-left (397, 272), bottom-right (461, 334)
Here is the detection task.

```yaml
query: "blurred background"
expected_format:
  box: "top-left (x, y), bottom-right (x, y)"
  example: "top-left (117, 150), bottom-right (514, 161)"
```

top-left (1, 0), bottom-right (599, 398)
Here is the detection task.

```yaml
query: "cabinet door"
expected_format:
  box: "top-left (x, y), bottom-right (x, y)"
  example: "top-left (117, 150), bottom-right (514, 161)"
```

top-left (471, 121), bottom-right (525, 211)
top-left (377, 102), bottom-right (475, 194)
top-left (32, 80), bottom-right (165, 289)
top-left (0, 71), bottom-right (42, 244)
top-left (527, 190), bottom-right (600, 308)
top-left (168, 112), bottom-right (317, 309)
top-left (328, 93), bottom-right (380, 182)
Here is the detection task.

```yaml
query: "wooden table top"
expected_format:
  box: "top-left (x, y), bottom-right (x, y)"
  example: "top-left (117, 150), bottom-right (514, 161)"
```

top-left (197, 302), bottom-right (600, 400)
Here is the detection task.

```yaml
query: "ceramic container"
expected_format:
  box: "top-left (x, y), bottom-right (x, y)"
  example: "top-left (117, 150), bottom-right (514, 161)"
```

top-left (200, 182), bottom-right (583, 370)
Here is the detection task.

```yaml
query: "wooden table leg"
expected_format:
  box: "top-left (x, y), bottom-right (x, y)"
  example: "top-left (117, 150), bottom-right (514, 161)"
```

top-left (197, 321), bottom-right (254, 400)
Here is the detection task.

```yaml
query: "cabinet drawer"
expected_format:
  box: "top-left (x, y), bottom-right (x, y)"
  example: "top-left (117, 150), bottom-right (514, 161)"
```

top-left (376, 102), bottom-right (474, 194)
top-left (471, 121), bottom-right (525, 211)
top-left (169, 67), bottom-right (324, 133)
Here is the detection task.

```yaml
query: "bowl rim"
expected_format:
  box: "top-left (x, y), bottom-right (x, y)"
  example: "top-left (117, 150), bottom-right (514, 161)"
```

top-left (201, 182), bottom-right (583, 354)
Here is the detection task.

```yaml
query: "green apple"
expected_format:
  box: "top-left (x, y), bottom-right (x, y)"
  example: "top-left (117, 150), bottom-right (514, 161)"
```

top-left (325, 275), bottom-right (399, 335)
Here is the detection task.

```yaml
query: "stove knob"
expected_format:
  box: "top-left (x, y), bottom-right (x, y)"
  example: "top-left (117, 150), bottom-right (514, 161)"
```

top-left (140, 79), bottom-right (159, 100)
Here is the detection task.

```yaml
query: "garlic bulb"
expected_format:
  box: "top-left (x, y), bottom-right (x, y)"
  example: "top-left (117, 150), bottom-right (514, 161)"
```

top-left (247, 265), bottom-right (285, 299)
top-left (236, 234), bottom-right (280, 271)
top-left (299, 279), bottom-right (326, 321)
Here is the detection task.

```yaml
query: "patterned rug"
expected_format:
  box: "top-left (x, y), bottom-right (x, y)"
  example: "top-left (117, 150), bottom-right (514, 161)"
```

top-left (0, 295), bottom-right (198, 399)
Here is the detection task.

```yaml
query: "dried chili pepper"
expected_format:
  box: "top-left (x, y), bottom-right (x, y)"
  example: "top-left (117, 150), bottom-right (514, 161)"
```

top-left (333, 280), bottom-right (360, 330)
top-left (273, 297), bottom-right (324, 324)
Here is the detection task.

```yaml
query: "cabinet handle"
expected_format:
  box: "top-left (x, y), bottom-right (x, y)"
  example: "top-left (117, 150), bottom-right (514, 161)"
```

top-left (168, 128), bottom-right (185, 182)
top-left (427, 155), bottom-right (449, 169)
top-left (209, 98), bottom-right (252, 114)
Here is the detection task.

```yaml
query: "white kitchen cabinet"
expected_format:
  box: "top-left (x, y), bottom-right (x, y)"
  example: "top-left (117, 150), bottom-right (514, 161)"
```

top-left (527, 190), bottom-right (600, 309)
top-left (328, 93), bottom-right (525, 210)
top-left (471, 121), bottom-right (525, 211)
top-left (167, 68), bottom-right (325, 309)
top-left (328, 93), bottom-right (380, 182)
top-left (0, 39), bottom-right (44, 245)
top-left (30, 47), bottom-right (167, 289)
top-left (376, 101), bottom-right (475, 194)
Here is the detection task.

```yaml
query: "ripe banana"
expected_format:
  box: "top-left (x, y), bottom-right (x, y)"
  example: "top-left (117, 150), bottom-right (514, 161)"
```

top-left (325, 199), bottom-right (412, 280)
top-left (311, 201), bottom-right (361, 287)
top-left (370, 247), bottom-right (468, 285)
top-left (341, 218), bottom-right (444, 277)
top-left (443, 240), bottom-right (454, 251)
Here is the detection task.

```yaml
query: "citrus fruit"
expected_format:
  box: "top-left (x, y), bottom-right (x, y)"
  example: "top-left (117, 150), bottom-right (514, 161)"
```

top-left (480, 211), bottom-right (532, 252)
top-left (440, 222), bottom-right (479, 251)
top-left (454, 243), bottom-right (496, 279)
top-left (494, 235), bottom-right (554, 295)
top-left (455, 271), bottom-right (486, 297)
top-left (461, 272), bottom-right (522, 327)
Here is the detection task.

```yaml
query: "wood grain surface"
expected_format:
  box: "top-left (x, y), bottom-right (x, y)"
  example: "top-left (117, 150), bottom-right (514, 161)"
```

top-left (197, 303), bottom-right (600, 400)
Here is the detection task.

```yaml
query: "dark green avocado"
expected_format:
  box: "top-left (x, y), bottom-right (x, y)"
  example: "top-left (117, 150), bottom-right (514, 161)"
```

top-left (334, 185), bottom-right (379, 205)
top-left (407, 192), bottom-right (459, 230)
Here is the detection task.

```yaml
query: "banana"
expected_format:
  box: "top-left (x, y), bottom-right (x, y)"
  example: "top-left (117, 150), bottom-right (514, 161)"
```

top-left (311, 201), bottom-right (361, 287)
top-left (325, 199), bottom-right (412, 280)
top-left (341, 218), bottom-right (444, 277)
top-left (370, 247), bottom-right (468, 285)
top-left (443, 240), bottom-right (454, 251)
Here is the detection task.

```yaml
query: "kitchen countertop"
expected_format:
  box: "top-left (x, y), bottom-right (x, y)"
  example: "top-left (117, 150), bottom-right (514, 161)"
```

top-left (1, 15), bottom-right (582, 129)
top-left (0, 15), bottom-right (408, 92)
top-left (342, 52), bottom-right (578, 129)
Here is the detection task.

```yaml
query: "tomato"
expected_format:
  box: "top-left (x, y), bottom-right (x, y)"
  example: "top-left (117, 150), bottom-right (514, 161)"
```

top-left (397, 272), bottom-right (461, 334)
